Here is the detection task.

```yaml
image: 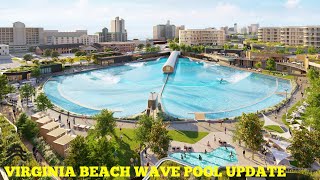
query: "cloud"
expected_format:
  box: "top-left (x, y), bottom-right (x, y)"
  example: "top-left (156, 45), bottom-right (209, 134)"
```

top-left (284, 0), bottom-right (301, 8)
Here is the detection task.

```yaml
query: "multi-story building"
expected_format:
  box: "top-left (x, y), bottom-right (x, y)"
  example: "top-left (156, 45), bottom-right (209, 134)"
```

top-left (153, 20), bottom-right (176, 41)
top-left (0, 21), bottom-right (44, 52)
top-left (79, 34), bottom-right (99, 45)
top-left (43, 30), bottom-right (87, 45)
top-left (302, 26), bottom-right (320, 48)
top-left (96, 42), bottom-right (135, 53)
top-left (240, 27), bottom-right (248, 34)
top-left (248, 24), bottom-right (260, 34)
top-left (175, 25), bottom-right (185, 39)
top-left (280, 27), bottom-right (304, 46)
top-left (98, 28), bottom-right (109, 42)
top-left (258, 27), bottom-right (281, 42)
top-left (179, 28), bottom-right (225, 46)
top-left (97, 17), bottom-right (127, 42)
top-left (258, 26), bottom-right (320, 47)
top-left (110, 16), bottom-right (127, 42)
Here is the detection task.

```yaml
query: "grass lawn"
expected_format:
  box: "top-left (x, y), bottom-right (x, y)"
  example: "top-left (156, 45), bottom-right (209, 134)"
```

top-left (112, 128), bottom-right (208, 167)
top-left (281, 100), bottom-right (303, 125)
top-left (264, 125), bottom-right (285, 133)
top-left (167, 130), bottom-right (209, 144)
top-left (261, 70), bottom-right (295, 80)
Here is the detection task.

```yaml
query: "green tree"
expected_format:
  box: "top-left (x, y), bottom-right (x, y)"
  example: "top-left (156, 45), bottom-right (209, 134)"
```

top-left (32, 59), bottom-right (40, 66)
top-left (234, 44), bottom-right (239, 49)
top-left (173, 38), bottom-right (179, 43)
top-left (255, 62), bottom-right (262, 69)
top-left (0, 75), bottom-right (14, 104)
top-left (44, 49), bottom-right (52, 57)
top-left (180, 44), bottom-right (186, 52)
top-left (308, 47), bottom-right (318, 54)
top-left (233, 113), bottom-right (264, 159)
top-left (266, 58), bottom-right (276, 72)
top-left (224, 44), bottom-right (231, 50)
top-left (71, 48), bottom-right (79, 53)
top-left (135, 115), bottom-right (154, 148)
top-left (16, 113), bottom-right (39, 140)
top-left (23, 54), bottom-right (33, 61)
top-left (288, 130), bottom-right (320, 168)
top-left (104, 48), bottom-right (112, 52)
top-left (28, 46), bottom-right (35, 52)
top-left (186, 45), bottom-right (192, 52)
top-left (59, 58), bottom-right (67, 66)
top-left (31, 67), bottom-right (41, 81)
top-left (51, 51), bottom-right (60, 58)
top-left (67, 57), bottom-right (75, 66)
top-left (75, 51), bottom-right (85, 56)
top-left (64, 136), bottom-right (90, 175)
top-left (295, 48), bottom-right (305, 55)
top-left (138, 44), bottom-right (145, 50)
top-left (94, 109), bottom-right (116, 137)
top-left (146, 43), bottom-right (151, 49)
top-left (85, 56), bottom-right (91, 65)
top-left (35, 93), bottom-right (53, 112)
top-left (19, 84), bottom-right (35, 105)
top-left (149, 120), bottom-right (171, 159)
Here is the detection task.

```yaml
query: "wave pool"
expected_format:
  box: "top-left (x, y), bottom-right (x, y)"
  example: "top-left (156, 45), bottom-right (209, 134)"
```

top-left (44, 57), bottom-right (291, 119)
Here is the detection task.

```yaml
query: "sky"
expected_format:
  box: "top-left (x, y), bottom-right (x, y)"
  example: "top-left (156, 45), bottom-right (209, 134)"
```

top-left (0, 0), bottom-right (319, 39)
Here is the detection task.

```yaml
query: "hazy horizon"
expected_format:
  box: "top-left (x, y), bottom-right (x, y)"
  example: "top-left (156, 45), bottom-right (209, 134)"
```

top-left (0, 0), bottom-right (319, 39)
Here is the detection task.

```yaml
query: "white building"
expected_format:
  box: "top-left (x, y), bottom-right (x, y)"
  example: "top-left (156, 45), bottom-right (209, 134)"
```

top-left (43, 30), bottom-right (87, 45)
top-left (0, 44), bottom-right (10, 60)
top-left (153, 20), bottom-right (176, 41)
top-left (110, 16), bottom-right (127, 42)
top-left (0, 44), bottom-right (9, 56)
top-left (79, 34), bottom-right (99, 45)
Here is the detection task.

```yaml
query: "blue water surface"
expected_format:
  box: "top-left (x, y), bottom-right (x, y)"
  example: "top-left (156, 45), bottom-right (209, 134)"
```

top-left (44, 58), bottom-right (291, 119)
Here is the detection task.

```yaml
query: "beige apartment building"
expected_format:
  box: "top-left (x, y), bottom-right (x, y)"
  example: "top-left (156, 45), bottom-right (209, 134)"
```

top-left (303, 26), bottom-right (320, 48)
top-left (258, 26), bottom-right (320, 47)
top-left (280, 27), bottom-right (304, 46)
top-left (0, 22), bottom-right (44, 52)
top-left (179, 28), bottom-right (225, 46)
top-left (258, 27), bottom-right (281, 43)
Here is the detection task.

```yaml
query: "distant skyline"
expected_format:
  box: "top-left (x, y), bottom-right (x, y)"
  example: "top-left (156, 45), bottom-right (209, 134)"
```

top-left (0, 0), bottom-right (319, 39)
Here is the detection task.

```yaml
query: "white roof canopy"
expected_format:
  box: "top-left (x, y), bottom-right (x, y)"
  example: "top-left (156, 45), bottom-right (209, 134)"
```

top-left (262, 113), bottom-right (281, 127)
top-left (268, 147), bottom-right (291, 165)
top-left (268, 138), bottom-right (291, 151)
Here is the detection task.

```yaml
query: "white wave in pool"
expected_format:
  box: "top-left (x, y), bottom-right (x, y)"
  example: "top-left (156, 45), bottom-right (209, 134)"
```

top-left (156, 58), bottom-right (161, 61)
top-left (90, 71), bottom-right (120, 84)
top-left (203, 62), bottom-right (220, 68)
top-left (125, 62), bottom-right (145, 67)
top-left (224, 72), bottom-right (252, 83)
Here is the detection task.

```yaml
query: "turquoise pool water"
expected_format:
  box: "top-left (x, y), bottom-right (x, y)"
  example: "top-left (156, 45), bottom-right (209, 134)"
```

top-left (44, 57), bottom-right (291, 119)
top-left (169, 147), bottom-right (238, 167)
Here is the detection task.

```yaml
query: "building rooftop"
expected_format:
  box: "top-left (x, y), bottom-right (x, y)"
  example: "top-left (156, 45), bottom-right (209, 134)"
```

top-left (53, 134), bottom-right (76, 146)
top-left (41, 122), bottom-right (60, 130)
top-left (36, 116), bottom-right (52, 124)
top-left (36, 43), bottom-right (84, 50)
top-left (47, 128), bottom-right (67, 137)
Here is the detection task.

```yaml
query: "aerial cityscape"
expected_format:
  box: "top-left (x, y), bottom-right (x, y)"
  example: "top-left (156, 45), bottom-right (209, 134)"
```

top-left (0, 0), bottom-right (320, 179)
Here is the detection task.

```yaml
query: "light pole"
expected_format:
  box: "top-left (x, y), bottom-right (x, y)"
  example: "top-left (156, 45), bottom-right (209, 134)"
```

top-left (285, 89), bottom-right (288, 119)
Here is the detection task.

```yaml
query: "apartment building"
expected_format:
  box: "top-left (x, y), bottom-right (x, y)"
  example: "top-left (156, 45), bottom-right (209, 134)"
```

top-left (259, 26), bottom-right (320, 47)
top-left (303, 26), bottom-right (320, 48)
top-left (153, 20), bottom-right (176, 41)
top-left (179, 28), bottom-right (225, 46)
top-left (280, 27), bottom-right (304, 46)
top-left (0, 22), bottom-right (44, 52)
top-left (175, 25), bottom-right (185, 39)
top-left (96, 42), bottom-right (136, 53)
top-left (79, 34), bottom-right (99, 45)
top-left (258, 27), bottom-right (281, 43)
